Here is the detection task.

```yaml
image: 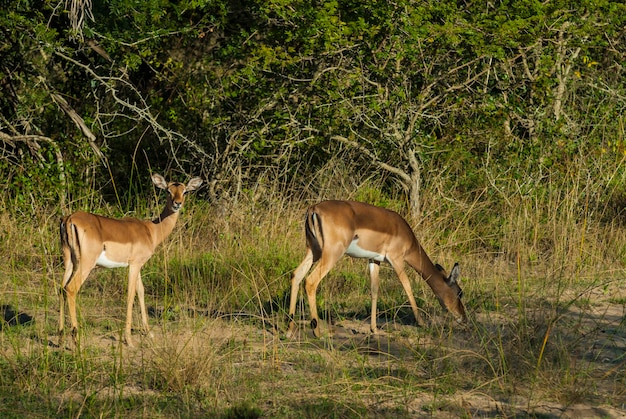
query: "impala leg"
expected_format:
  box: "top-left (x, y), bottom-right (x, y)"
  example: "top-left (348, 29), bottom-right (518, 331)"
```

top-left (65, 288), bottom-right (78, 345)
top-left (64, 272), bottom-right (85, 346)
top-left (58, 286), bottom-right (69, 347)
top-left (66, 290), bottom-right (78, 345)
top-left (124, 265), bottom-right (141, 347)
top-left (58, 246), bottom-right (74, 345)
top-left (135, 272), bottom-right (153, 338)
top-left (304, 264), bottom-right (329, 337)
top-left (390, 260), bottom-right (424, 327)
top-left (58, 282), bottom-right (68, 343)
top-left (58, 287), bottom-right (65, 340)
top-left (304, 254), bottom-right (340, 338)
top-left (368, 261), bottom-right (381, 334)
top-left (287, 250), bottom-right (314, 338)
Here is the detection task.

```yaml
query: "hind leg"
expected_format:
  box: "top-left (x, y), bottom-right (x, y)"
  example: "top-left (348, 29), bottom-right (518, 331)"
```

top-left (287, 249), bottom-right (314, 339)
top-left (304, 248), bottom-right (343, 338)
top-left (61, 262), bottom-right (93, 347)
top-left (58, 247), bottom-right (75, 345)
top-left (58, 286), bottom-right (66, 346)
top-left (64, 275), bottom-right (83, 346)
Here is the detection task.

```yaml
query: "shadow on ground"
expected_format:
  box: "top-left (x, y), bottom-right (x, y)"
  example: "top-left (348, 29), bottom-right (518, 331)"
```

top-left (1, 304), bottom-right (34, 330)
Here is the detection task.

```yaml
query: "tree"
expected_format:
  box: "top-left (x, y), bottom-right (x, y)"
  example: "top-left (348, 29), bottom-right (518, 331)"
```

top-left (1, 0), bottom-right (624, 215)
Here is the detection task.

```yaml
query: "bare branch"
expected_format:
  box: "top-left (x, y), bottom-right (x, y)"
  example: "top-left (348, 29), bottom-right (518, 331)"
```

top-left (330, 135), bottom-right (411, 185)
top-left (49, 92), bottom-right (103, 159)
top-left (53, 49), bottom-right (212, 170)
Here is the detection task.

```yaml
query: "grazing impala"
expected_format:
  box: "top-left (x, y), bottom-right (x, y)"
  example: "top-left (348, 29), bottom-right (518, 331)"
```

top-left (59, 173), bottom-right (203, 347)
top-left (287, 200), bottom-right (466, 338)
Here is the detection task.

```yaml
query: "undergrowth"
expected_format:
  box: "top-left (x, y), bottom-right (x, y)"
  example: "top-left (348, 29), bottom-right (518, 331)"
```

top-left (1, 159), bottom-right (625, 417)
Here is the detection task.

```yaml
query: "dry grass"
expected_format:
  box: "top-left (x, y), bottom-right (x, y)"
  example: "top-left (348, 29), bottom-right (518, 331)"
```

top-left (1, 163), bottom-right (625, 418)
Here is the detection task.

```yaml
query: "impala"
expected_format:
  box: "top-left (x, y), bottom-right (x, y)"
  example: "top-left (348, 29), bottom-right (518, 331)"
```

top-left (287, 200), bottom-right (466, 338)
top-left (59, 173), bottom-right (203, 347)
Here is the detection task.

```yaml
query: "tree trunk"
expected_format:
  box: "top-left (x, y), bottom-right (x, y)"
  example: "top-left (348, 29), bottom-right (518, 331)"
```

top-left (409, 170), bottom-right (421, 220)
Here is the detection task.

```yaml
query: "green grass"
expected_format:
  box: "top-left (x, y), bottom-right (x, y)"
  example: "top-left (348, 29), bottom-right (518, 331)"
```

top-left (1, 173), bottom-right (626, 418)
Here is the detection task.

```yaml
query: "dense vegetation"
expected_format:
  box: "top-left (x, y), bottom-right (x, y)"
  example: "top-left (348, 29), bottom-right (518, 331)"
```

top-left (2, 0), bottom-right (625, 215)
top-left (1, 1), bottom-right (625, 417)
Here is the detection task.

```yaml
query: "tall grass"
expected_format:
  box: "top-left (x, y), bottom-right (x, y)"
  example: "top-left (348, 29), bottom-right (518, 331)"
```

top-left (0, 157), bottom-right (625, 417)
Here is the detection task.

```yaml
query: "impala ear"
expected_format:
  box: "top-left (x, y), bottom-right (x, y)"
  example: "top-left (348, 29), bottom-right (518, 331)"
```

top-left (151, 173), bottom-right (168, 190)
top-left (447, 263), bottom-right (460, 285)
top-left (185, 177), bottom-right (203, 192)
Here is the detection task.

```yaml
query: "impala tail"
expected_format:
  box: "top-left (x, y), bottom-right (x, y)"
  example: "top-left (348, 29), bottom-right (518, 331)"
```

top-left (304, 207), bottom-right (324, 260)
top-left (59, 216), bottom-right (80, 288)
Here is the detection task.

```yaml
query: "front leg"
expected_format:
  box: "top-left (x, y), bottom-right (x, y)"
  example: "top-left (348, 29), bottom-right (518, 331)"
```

top-left (368, 260), bottom-right (381, 334)
top-left (135, 272), bottom-right (154, 339)
top-left (124, 265), bottom-right (141, 347)
top-left (389, 258), bottom-right (424, 327)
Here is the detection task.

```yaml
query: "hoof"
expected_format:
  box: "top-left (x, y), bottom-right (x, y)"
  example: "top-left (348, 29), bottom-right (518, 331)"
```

top-left (123, 334), bottom-right (135, 348)
top-left (286, 321), bottom-right (298, 339)
top-left (310, 319), bottom-right (321, 338)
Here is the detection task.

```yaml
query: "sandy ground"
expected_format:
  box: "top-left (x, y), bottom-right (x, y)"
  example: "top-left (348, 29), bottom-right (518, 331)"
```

top-left (48, 295), bottom-right (624, 418)
top-left (4, 275), bottom-right (624, 418)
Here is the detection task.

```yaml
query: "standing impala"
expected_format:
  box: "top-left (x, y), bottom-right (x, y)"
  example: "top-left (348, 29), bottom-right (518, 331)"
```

top-left (59, 173), bottom-right (203, 347)
top-left (287, 200), bottom-right (466, 338)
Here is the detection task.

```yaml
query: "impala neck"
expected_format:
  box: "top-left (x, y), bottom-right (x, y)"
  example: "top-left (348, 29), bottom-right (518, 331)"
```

top-left (150, 203), bottom-right (180, 246)
top-left (405, 243), bottom-right (447, 291)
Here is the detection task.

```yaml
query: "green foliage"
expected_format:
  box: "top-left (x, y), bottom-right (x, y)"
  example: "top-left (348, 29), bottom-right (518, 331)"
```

top-left (0, 0), bottom-right (625, 226)
top-left (222, 402), bottom-right (263, 419)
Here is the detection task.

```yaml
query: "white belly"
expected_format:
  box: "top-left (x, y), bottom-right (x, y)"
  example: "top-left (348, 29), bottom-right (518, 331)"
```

top-left (346, 239), bottom-right (386, 262)
top-left (96, 251), bottom-right (129, 268)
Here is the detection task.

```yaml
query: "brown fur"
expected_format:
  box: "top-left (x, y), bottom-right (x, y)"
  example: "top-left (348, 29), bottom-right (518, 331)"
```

top-left (287, 200), bottom-right (466, 338)
top-left (58, 174), bottom-right (202, 347)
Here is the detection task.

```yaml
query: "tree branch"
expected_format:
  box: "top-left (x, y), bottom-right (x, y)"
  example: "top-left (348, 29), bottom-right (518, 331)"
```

top-left (49, 92), bottom-right (103, 159)
top-left (329, 135), bottom-right (412, 185)
top-left (53, 49), bottom-right (212, 170)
